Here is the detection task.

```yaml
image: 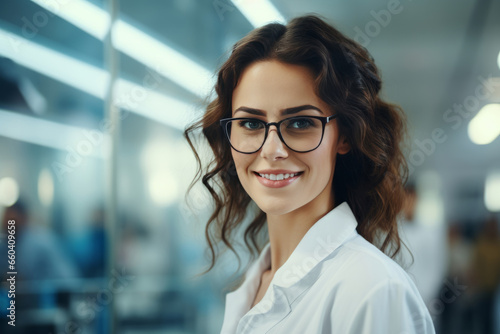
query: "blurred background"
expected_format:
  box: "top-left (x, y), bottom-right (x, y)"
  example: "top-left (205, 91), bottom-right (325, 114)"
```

top-left (0, 0), bottom-right (499, 333)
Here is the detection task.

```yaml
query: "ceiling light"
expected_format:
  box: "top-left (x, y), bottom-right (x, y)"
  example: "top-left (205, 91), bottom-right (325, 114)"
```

top-left (112, 20), bottom-right (213, 96)
top-left (38, 168), bottom-right (54, 206)
top-left (31, 0), bottom-right (110, 40)
top-left (0, 29), bottom-right (196, 131)
top-left (0, 29), bottom-right (108, 98)
top-left (468, 103), bottom-right (500, 145)
top-left (148, 171), bottom-right (179, 206)
top-left (0, 108), bottom-right (105, 156)
top-left (30, 0), bottom-right (212, 97)
top-left (0, 177), bottom-right (19, 207)
top-left (485, 171), bottom-right (500, 212)
top-left (231, 0), bottom-right (286, 27)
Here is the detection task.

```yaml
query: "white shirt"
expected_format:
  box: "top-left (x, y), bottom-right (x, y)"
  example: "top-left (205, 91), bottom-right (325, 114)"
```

top-left (220, 202), bottom-right (435, 334)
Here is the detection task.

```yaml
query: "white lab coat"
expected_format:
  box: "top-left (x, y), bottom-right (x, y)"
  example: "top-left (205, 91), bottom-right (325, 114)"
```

top-left (220, 202), bottom-right (435, 334)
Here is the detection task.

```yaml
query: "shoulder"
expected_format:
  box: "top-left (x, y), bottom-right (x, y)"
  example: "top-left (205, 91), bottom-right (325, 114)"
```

top-left (311, 233), bottom-right (424, 302)
top-left (332, 234), bottom-right (416, 288)
top-left (319, 235), bottom-right (435, 333)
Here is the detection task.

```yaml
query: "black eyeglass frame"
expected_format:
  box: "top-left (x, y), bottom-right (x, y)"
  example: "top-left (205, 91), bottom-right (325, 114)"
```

top-left (219, 114), bottom-right (338, 154)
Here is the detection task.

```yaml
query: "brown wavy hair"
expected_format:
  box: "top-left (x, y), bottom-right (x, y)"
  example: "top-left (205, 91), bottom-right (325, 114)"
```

top-left (184, 14), bottom-right (409, 275)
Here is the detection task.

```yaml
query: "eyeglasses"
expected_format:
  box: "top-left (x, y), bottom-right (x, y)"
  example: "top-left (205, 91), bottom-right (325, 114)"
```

top-left (219, 115), bottom-right (337, 154)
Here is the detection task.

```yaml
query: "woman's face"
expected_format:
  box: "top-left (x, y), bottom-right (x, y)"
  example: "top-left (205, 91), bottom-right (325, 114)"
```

top-left (230, 60), bottom-right (350, 216)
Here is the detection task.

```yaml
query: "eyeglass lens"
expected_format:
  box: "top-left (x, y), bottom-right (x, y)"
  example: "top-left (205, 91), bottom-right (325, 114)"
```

top-left (226, 117), bottom-right (324, 153)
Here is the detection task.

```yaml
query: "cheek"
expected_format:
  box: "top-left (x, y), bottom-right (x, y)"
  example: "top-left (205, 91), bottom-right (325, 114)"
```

top-left (231, 152), bottom-right (253, 178)
top-left (309, 140), bottom-right (337, 176)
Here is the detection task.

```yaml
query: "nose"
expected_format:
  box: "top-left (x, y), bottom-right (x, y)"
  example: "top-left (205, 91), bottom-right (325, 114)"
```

top-left (260, 126), bottom-right (288, 160)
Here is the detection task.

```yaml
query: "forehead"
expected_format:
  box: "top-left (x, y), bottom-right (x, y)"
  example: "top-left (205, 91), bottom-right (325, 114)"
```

top-left (232, 60), bottom-right (328, 115)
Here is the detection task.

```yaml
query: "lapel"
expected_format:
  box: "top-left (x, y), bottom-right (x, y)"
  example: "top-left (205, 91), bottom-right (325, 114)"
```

top-left (224, 202), bottom-right (359, 334)
top-left (272, 202), bottom-right (358, 288)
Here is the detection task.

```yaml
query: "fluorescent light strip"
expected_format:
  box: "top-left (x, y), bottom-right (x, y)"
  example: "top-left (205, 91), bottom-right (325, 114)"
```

top-left (231, 0), bottom-right (286, 27)
top-left (30, 0), bottom-right (212, 97)
top-left (115, 79), bottom-right (198, 130)
top-left (112, 20), bottom-right (213, 96)
top-left (0, 28), bottom-right (195, 131)
top-left (0, 108), bottom-right (104, 157)
top-left (0, 29), bottom-right (108, 99)
top-left (31, 0), bottom-right (110, 40)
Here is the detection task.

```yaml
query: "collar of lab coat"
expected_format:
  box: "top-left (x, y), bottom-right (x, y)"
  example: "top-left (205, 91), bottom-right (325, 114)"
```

top-left (221, 201), bottom-right (358, 334)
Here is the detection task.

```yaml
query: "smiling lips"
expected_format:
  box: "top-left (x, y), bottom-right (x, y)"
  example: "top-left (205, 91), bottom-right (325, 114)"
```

top-left (254, 170), bottom-right (304, 188)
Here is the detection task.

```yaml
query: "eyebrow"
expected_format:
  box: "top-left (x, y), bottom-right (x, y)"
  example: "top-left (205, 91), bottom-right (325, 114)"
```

top-left (234, 104), bottom-right (324, 116)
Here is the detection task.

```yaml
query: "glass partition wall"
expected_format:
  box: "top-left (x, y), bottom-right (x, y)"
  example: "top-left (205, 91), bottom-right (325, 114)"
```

top-left (0, 1), bottom-right (233, 333)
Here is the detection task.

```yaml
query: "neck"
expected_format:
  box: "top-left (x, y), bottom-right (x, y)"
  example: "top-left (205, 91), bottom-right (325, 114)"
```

top-left (265, 191), bottom-right (336, 275)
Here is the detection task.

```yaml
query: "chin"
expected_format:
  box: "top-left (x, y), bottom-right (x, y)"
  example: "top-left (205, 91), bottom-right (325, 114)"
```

top-left (254, 198), bottom-right (299, 216)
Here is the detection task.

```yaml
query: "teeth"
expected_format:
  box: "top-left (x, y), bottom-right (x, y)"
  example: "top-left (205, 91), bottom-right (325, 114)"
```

top-left (259, 172), bottom-right (300, 180)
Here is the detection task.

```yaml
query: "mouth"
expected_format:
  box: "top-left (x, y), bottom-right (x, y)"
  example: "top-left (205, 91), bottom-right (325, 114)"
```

top-left (253, 171), bottom-right (304, 180)
top-left (253, 171), bottom-right (304, 188)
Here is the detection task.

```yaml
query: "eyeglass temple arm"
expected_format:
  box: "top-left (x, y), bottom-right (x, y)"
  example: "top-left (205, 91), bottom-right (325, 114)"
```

top-left (326, 114), bottom-right (338, 122)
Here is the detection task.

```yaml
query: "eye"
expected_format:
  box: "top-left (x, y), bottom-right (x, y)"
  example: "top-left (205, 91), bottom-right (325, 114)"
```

top-left (287, 117), bottom-right (315, 129)
top-left (238, 119), bottom-right (264, 130)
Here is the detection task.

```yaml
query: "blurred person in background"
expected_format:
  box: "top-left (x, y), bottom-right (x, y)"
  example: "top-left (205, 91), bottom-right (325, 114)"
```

top-left (69, 207), bottom-right (107, 278)
top-left (439, 223), bottom-right (474, 334)
top-left (399, 182), bottom-right (448, 313)
top-left (1, 199), bottom-right (79, 281)
top-left (470, 216), bottom-right (500, 334)
top-left (0, 199), bottom-right (79, 333)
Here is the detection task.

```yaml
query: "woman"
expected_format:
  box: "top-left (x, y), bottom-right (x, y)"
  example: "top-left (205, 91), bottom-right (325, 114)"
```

top-left (184, 14), bottom-right (435, 334)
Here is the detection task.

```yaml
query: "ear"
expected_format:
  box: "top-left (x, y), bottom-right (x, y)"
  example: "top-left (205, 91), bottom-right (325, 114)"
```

top-left (337, 135), bottom-right (351, 155)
